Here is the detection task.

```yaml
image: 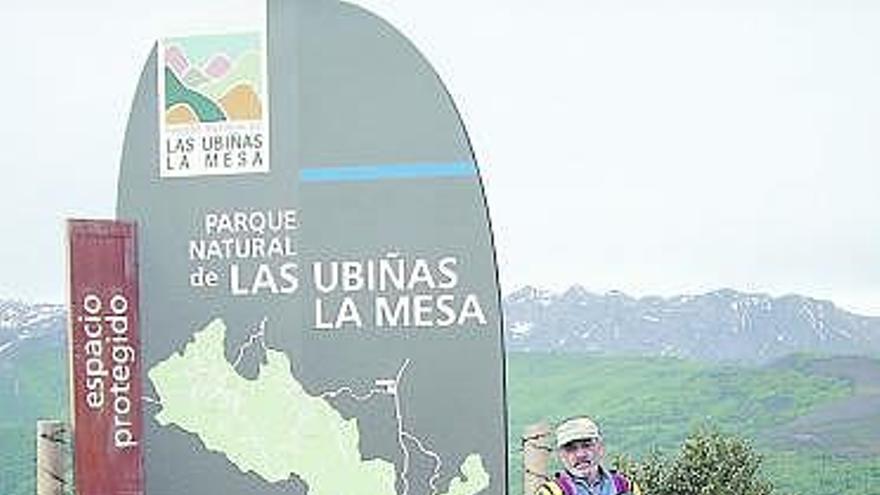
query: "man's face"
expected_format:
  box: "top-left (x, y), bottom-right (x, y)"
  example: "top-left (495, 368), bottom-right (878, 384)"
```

top-left (558, 438), bottom-right (605, 479)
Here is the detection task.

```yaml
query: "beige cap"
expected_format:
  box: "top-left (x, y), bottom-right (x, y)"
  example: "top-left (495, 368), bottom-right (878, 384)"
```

top-left (555, 416), bottom-right (601, 448)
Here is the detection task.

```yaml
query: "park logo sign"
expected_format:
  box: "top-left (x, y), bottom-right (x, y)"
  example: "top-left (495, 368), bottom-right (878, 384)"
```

top-left (115, 1), bottom-right (507, 495)
top-left (158, 32), bottom-right (269, 177)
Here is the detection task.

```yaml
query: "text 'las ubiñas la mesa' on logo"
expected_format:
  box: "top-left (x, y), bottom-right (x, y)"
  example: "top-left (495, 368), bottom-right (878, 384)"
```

top-left (158, 32), bottom-right (269, 178)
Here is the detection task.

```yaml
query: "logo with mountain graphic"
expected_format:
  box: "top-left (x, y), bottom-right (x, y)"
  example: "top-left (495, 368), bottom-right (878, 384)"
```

top-left (158, 32), bottom-right (269, 178)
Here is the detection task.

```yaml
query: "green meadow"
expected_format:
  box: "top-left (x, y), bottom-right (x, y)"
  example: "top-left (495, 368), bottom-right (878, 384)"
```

top-left (3, 346), bottom-right (879, 495)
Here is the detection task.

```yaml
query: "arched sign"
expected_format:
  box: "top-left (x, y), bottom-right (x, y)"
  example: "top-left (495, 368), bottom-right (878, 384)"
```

top-left (116, 1), bottom-right (507, 494)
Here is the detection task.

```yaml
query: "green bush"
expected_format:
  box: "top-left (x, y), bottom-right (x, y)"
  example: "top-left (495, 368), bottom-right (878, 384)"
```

top-left (624, 427), bottom-right (776, 495)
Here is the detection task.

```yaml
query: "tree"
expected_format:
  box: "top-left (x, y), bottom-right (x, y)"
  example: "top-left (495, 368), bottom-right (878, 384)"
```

top-left (620, 427), bottom-right (775, 495)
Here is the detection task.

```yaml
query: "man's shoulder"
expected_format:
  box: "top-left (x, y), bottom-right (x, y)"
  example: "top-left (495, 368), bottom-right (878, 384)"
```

top-left (535, 471), bottom-right (575, 495)
top-left (608, 469), bottom-right (632, 493)
top-left (607, 469), bottom-right (641, 495)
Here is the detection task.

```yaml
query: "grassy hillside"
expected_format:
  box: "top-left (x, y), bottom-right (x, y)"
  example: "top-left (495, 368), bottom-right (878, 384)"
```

top-left (0, 343), bottom-right (69, 495)
top-left (506, 352), bottom-right (880, 495)
top-left (4, 344), bottom-right (878, 495)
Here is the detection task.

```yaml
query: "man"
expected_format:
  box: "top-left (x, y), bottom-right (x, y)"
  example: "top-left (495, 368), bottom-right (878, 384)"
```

top-left (536, 416), bottom-right (640, 495)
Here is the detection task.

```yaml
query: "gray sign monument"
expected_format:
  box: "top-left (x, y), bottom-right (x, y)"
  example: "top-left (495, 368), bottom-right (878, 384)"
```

top-left (117, 1), bottom-right (506, 494)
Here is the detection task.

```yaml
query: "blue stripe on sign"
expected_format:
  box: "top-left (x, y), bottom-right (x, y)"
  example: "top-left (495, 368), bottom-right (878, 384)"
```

top-left (299, 162), bottom-right (477, 182)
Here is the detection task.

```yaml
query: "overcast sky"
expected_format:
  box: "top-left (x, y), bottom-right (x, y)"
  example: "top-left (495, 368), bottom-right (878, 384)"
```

top-left (2, 0), bottom-right (879, 315)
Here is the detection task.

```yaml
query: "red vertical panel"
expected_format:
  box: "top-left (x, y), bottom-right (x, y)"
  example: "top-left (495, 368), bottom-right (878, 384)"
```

top-left (67, 220), bottom-right (143, 495)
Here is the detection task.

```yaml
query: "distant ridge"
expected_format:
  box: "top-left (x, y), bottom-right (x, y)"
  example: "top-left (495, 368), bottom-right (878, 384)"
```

top-left (0, 300), bottom-right (64, 357)
top-left (4, 288), bottom-right (880, 364)
top-left (503, 286), bottom-right (880, 363)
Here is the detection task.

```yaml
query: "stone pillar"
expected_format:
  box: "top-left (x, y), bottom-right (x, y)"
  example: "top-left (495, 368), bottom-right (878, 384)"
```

top-left (522, 420), bottom-right (552, 495)
top-left (36, 420), bottom-right (66, 495)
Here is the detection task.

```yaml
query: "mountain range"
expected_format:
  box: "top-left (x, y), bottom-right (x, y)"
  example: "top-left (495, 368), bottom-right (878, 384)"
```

top-left (0, 300), bottom-right (65, 356)
top-left (2, 287), bottom-right (880, 363)
top-left (504, 286), bottom-right (880, 362)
